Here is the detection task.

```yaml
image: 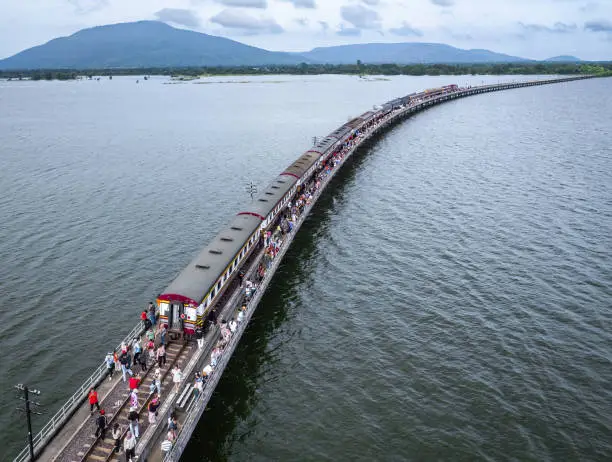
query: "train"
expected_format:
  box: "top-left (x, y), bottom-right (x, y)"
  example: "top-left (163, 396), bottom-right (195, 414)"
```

top-left (156, 84), bottom-right (462, 335)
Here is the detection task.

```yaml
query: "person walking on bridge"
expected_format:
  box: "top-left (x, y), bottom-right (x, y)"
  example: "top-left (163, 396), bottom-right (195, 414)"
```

top-left (195, 324), bottom-right (204, 349)
top-left (105, 352), bottom-right (115, 381)
top-left (95, 409), bottom-right (108, 440)
top-left (172, 365), bottom-right (183, 393)
top-left (124, 430), bottom-right (137, 462)
top-left (89, 388), bottom-right (100, 414)
top-left (120, 351), bottom-right (133, 383)
top-left (112, 423), bottom-right (122, 454)
top-left (148, 395), bottom-right (160, 424)
top-left (127, 407), bottom-right (139, 438)
top-left (133, 338), bottom-right (142, 366)
top-left (157, 343), bottom-right (167, 368)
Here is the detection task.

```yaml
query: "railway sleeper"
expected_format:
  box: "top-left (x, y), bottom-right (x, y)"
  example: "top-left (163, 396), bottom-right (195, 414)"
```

top-left (80, 341), bottom-right (189, 462)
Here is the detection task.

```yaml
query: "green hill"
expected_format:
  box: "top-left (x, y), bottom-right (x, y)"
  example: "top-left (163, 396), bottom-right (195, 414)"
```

top-left (0, 21), bottom-right (304, 69)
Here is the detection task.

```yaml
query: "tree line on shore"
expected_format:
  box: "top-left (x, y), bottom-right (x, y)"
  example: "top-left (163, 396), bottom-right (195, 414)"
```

top-left (1, 62), bottom-right (611, 81)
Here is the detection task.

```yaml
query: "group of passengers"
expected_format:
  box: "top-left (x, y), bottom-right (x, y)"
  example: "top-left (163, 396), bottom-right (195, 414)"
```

top-left (89, 304), bottom-right (181, 462)
top-left (86, 115), bottom-right (393, 460)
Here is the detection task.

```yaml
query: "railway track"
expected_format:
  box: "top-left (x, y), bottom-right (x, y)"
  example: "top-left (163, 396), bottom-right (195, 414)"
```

top-left (79, 341), bottom-right (192, 462)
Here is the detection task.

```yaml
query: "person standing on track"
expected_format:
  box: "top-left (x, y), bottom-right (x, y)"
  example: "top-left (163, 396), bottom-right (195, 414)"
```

top-left (133, 338), bottom-right (142, 366)
top-left (88, 388), bottom-right (100, 414)
top-left (129, 373), bottom-right (141, 392)
top-left (105, 352), bottom-right (115, 381)
top-left (148, 395), bottom-right (160, 424)
top-left (172, 365), bottom-right (183, 393)
top-left (127, 407), bottom-right (139, 438)
top-left (148, 302), bottom-right (157, 326)
top-left (157, 343), bottom-right (166, 368)
top-left (154, 366), bottom-right (162, 397)
top-left (112, 423), bottom-right (122, 454)
top-left (124, 430), bottom-right (137, 462)
top-left (94, 409), bottom-right (107, 439)
top-left (120, 351), bottom-right (133, 382)
top-left (195, 324), bottom-right (204, 349)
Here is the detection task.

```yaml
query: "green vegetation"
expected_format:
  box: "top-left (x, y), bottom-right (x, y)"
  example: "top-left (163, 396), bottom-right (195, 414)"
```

top-left (1, 62), bottom-right (611, 81)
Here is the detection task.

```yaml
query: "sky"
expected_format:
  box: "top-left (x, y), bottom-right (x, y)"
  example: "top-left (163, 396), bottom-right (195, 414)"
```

top-left (0, 0), bottom-right (611, 60)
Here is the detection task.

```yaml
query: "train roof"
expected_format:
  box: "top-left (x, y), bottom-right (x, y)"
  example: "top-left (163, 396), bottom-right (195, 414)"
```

top-left (281, 150), bottom-right (321, 180)
top-left (239, 172), bottom-right (297, 218)
top-left (159, 213), bottom-right (262, 305)
top-left (314, 137), bottom-right (338, 154)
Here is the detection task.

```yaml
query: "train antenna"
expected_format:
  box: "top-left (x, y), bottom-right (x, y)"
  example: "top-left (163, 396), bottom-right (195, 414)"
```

top-left (245, 181), bottom-right (258, 201)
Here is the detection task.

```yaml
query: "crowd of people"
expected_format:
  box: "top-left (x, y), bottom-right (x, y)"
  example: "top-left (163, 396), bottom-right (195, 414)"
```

top-left (87, 305), bottom-right (183, 462)
top-left (84, 112), bottom-right (395, 461)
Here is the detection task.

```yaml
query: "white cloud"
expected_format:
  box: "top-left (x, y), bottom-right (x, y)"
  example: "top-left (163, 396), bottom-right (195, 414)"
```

top-left (340, 4), bottom-right (381, 29)
top-left (155, 8), bottom-right (201, 27)
top-left (211, 9), bottom-right (284, 33)
top-left (215, 0), bottom-right (268, 8)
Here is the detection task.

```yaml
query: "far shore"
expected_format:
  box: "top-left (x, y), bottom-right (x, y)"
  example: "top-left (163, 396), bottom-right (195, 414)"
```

top-left (1, 62), bottom-right (611, 81)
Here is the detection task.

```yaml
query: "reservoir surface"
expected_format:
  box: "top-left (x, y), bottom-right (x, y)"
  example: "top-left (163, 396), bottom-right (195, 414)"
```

top-left (1, 75), bottom-right (611, 461)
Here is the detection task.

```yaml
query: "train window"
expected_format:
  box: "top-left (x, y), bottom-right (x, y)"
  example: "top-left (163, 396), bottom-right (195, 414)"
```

top-left (265, 192), bottom-right (274, 196)
top-left (231, 226), bottom-right (243, 231)
top-left (217, 281), bottom-right (222, 290)
top-left (258, 199), bottom-right (268, 202)
top-left (209, 249), bottom-right (223, 255)
top-left (271, 186), bottom-right (280, 189)
top-left (195, 264), bottom-right (210, 270)
top-left (212, 288), bottom-right (216, 298)
top-left (277, 180), bottom-right (286, 184)
top-left (221, 237), bottom-right (233, 242)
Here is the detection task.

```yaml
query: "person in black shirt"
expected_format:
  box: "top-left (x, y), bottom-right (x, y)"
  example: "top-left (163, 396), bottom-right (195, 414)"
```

top-left (195, 325), bottom-right (204, 349)
top-left (95, 409), bottom-right (108, 440)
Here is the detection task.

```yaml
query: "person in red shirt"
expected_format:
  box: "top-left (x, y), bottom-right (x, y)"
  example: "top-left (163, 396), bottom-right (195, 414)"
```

top-left (129, 374), bottom-right (141, 391)
top-left (89, 388), bottom-right (100, 414)
top-left (140, 310), bottom-right (148, 321)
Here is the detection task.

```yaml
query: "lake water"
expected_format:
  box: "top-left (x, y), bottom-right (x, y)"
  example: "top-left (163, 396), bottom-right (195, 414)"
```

top-left (1, 75), bottom-right (611, 461)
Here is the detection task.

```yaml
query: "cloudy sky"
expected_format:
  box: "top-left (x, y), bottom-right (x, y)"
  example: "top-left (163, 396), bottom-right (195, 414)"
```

top-left (1, 0), bottom-right (611, 60)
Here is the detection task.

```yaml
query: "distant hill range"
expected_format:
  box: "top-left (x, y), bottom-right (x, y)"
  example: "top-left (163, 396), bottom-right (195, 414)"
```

top-left (0, 20), bottom-right (582, 70)
top-left (298, 43), bottom-right (526, 64)
top-left (545, 55), bottom-right (582, 62)
top-left (0, 21), bottom-right (301, 69)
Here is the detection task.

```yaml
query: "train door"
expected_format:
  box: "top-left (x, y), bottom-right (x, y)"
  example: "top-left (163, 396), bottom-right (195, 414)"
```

top-left (168, 302), bottom-right (183, 330)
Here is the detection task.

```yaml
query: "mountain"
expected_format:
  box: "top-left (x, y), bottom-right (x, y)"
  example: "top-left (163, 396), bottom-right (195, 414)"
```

top-left (0, 21), bottom-right (547, 70)
top-left (0, 21), bottom-right (304, 70)
top-left (299, 43), bottom-right (528, 64)
top-left (545, 55), bottom-right (581, 62)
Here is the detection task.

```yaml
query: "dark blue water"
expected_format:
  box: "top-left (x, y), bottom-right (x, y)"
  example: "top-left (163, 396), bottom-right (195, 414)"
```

top-left (1, 76), bottom-right (610, 461)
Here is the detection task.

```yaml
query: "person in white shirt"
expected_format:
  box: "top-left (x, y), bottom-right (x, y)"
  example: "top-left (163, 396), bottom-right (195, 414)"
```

top-left (237, 308), bottom-right (245, 323)
top-left (210, 347), bottom-right (222, 367)
top-left (171, 366), bottom-right (183, 393)
top-left (124, 431), bottom-right (137, 462)
top-left (229, 319), bottom-right (237, 333)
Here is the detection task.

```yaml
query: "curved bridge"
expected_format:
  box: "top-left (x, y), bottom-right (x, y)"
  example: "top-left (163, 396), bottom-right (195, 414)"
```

top-left (14, 74), bottom-right (599, 462)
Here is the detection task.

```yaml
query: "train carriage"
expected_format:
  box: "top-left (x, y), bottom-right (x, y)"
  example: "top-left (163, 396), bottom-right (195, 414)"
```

top-left (157, 213), bottom-right (262, 334)
top-left (156, 122), bottom-right (363, 336)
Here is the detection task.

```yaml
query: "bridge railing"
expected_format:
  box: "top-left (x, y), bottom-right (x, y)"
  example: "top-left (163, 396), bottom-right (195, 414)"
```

top-left (13, 320), bottom-right (145, 462)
